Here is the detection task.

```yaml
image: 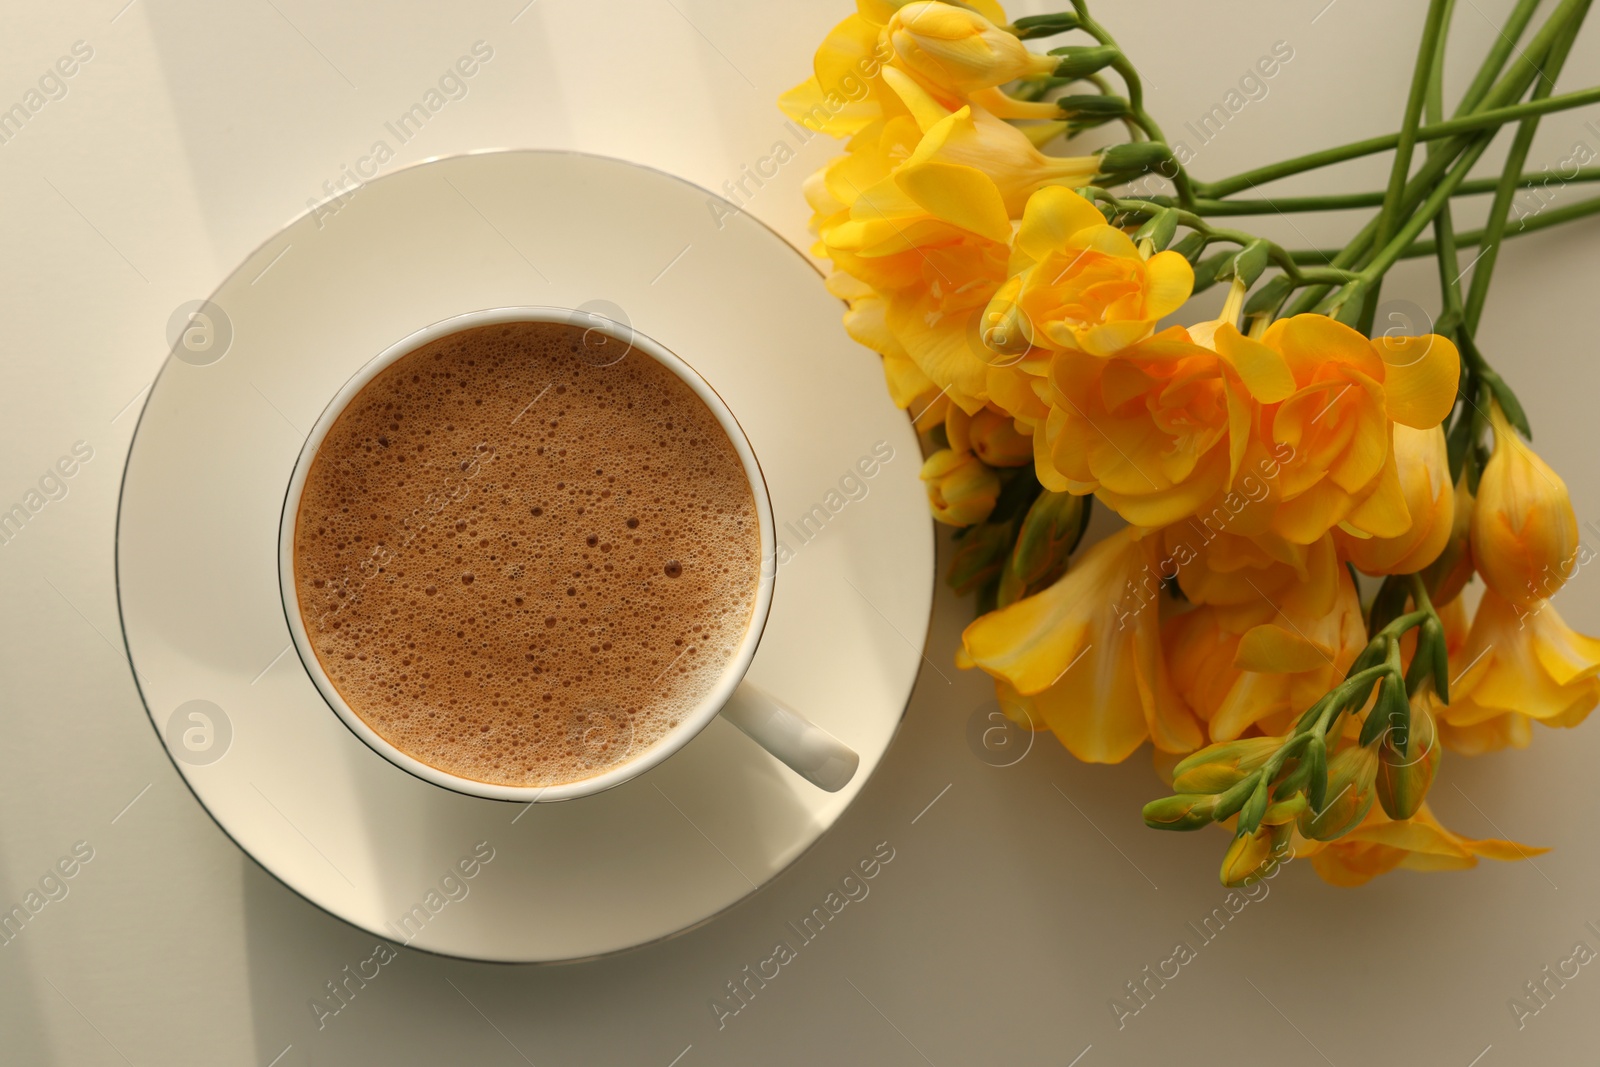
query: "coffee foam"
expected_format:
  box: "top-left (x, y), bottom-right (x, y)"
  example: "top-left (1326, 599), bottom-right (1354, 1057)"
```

top-left (292, 321), bottom-right (762, 787)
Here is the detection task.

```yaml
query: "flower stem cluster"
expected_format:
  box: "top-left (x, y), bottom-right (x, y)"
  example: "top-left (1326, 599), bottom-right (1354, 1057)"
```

top-left (786, 0), bottom-right (1599, 887)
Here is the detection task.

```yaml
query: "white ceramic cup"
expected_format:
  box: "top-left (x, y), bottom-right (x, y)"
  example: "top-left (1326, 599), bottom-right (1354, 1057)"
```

top-left (278, 306), bottom-right (860, 802)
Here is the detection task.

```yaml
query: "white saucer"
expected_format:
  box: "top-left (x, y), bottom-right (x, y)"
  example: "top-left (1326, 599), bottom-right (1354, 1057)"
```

top-left (115, 150), bottom-right (933, 962)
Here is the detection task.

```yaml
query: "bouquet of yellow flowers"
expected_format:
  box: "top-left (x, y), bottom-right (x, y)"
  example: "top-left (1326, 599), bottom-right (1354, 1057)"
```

top-left (784, 0), bottom-right (1600, 886)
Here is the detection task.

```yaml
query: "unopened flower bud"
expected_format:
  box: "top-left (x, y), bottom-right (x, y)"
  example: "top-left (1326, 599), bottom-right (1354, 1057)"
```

top-left (888, 2), bottom-right (1058, 96)
top-left (1340, 423), bottom-right (1454, 575)
top-left (978, 275), bottom-right (1036, 358)
top-left (1471, 400), bottom-right (1578, 606)
top-left (1297, 742), bottom-right (1378, 841)
top-left (1142, 792), bottom-right (1220, 831)
top-left (968, 408), bottom-right (1032, 467)
top-left (1377, 696), bottom-right (1439, 820)
top-left (1220, 825), bottom-right (1288, 887)
top-left (921, 448), bottom-right (1000, 526)
top-left (1171, 736), bottom-right (1282, 794)
top-left (996, 490), bottom-right (1088, 607)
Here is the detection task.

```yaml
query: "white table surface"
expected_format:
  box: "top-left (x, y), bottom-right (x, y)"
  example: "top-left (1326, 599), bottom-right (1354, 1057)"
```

top-left (2, 1), bottom-right (1597, 1064)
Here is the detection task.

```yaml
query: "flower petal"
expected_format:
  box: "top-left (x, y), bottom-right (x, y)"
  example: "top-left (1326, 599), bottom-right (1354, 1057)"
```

top-left (1379, 333), bottom-right (1460, 428)
top-left (895, 160), bottom-right (1013, 243)
top-left (1215, 324), bottom-right (1296, 403)
top-left (1233, 624), bottom-right (1330, 674)
top-left (1015, 185), bottom-right (1107, 263)
top-left (1141, 251), bottom-right (1195, 320)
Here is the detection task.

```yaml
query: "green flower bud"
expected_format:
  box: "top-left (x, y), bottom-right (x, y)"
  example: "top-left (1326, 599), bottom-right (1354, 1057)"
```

top-left (1097, 141), bottom-right (1168, 178)
top-left (1133, 208), bottom-right (1180, 252)
top-left (1048, 44), bottom-right (1120, 79)
top-left (1170, 231), bottom-right (1207, 263)
top-left (1262, 792), bottom-right (1308, 826)
top-left (1061, 94), bottom-right (1131, 119)
top-left (1143, 793), bottom-right (1221, 832)
top-left (1236, 775), bottom-right (1271, 835)
top-left (1305, 732), bottom-right (1328, 811)
top-left (1360, 674), bottom-right (1410, 747)
top-left (996, 490), bottom-right (1088, 607)
top-left (1243, 274), bottom-right (1293, 318)
top-left (1215, 239), bottom-right (1271, 288)
top-left (1010, 12), bottom-right (1083, 39)
top-left (1377, 697), bottom-right (1439, 820)
top-left (1297, 742), bottom-right (1379, 841)
top-left (1171, 736), bottom-right (1282, 794)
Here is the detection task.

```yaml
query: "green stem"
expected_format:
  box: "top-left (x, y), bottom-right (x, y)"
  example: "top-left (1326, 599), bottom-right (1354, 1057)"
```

top-left (1287, 190), bottom-right (1600, 263)
top-left (1286, 0), bottom-right (1585, 316)
top-left (1183, 168), bottom-right (1600, 215)
top-left (1377, 0), bottom-right (1453, 254)
top-left (1078, 188), bottom-right (1360, 288)
top-left (1453, 0), bottom-right (1544, 115)
top-left (1198, 86), bottom-right (1600, 198)
top-left (1410, 191), bottom-right (1600, 252)
top-left (1351, 134), bottom-right (1496, 293)
top-left (1427, 0), bottom-right (1470, 333)
top-left (1463, 0), bottom-right (1592, 331)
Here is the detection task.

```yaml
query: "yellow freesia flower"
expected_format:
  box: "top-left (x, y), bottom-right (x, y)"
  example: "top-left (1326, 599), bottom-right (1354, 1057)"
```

top-left (1296, 802), bottom-right (1546, 888)
top-left (886, 2), bottom-right (1057, 97)
top-left (778, 6), bottom-right (907, 140)
top-left (827, 270), bottom-right (940, 412)
top-left (1219, 315), bottom-right (1460, 545)
top-left (962, 527), bottom-right (1202, 762)
top-left (1162, 536), bottom-right (1366, 741)
top-left (827, 94), bottom-right (1099, 254)
top-left (780, 1), bottom-right (1061, 142)
top-left (1471, 399), bottom-right (1580, 606)
top-left (1426, 594), bottom-right (1529, 754)
top-left (983, 187), bottom-right (1195, 356)
top-left (1336, 422), bottom-right (1454, 575)
top-left (1035, 322), bottom-right (1295, 528)
top-left (803, 117), bottom-right (925, 249)
top-left (1438, 586), bottom-right (1600, 735)
top-left (921, 448), bottom-right (1000, 525)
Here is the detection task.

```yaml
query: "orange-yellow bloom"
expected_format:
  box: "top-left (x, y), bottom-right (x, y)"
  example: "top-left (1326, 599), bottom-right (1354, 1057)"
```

top-left (1034, 323), bottom-right (1296, 528)
top-left (1439, 587), bottom-right (1600, 736)
top-left (1336, 422), bottom-right (1454, 575)
top-left (1163, 536), bottom-right (1367, 741)
top-left (1471, 400), bottom-right (1580, 606)
top-left (961, 527), bottom-right (1201, 762)
top-left (1222, 315), bottom-right (1460, 545)
top-left (921, 448), bottom-right (1000, 525)
top-left (1429, 595), bottom-right (1530, 754)
top-left (983, 187), bottom-right (1195, 356)
top-left (1297, 802), bottom-right (1546, 887)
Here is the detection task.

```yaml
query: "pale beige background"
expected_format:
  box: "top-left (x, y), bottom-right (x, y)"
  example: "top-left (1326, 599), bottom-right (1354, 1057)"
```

top-left (1, 1), bottom-right (1597, 1064)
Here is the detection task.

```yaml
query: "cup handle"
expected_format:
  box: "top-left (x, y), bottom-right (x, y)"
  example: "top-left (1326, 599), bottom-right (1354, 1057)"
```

top-left (720, 682), bottom-right (860, 793)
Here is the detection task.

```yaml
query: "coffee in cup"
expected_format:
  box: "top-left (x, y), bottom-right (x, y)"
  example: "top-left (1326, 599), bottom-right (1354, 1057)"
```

top-left (288, 320), bottom-right (764, 788)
